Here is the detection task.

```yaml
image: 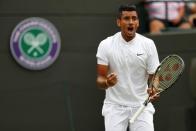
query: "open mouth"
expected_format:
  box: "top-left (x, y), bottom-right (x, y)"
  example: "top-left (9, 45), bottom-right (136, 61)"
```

top-left (128, 27), bottom-right (134, 32)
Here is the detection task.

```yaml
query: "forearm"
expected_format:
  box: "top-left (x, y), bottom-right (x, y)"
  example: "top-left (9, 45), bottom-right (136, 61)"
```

top-left (148, 74), bottom-right (154, 86)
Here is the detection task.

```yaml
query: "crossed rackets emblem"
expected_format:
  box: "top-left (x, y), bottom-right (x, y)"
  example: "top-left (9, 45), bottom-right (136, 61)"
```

top-left (23, 32), bottom-right (47, 56)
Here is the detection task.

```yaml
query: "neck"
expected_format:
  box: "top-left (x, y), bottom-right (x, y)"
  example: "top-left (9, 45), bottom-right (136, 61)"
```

top-left (121, 32), bottom-right (135, 42)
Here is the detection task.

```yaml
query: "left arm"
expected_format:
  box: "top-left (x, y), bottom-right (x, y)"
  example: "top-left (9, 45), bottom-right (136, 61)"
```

top-left (147, 74), bottom-right (160, 102)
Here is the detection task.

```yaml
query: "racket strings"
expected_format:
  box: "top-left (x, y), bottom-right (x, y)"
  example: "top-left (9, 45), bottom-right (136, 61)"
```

top-left (154, 56), bottom-right (184, 91)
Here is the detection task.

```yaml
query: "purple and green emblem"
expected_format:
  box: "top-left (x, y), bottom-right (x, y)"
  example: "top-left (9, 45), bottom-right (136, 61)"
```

top-left (10, 17), bottom-right (61, 70)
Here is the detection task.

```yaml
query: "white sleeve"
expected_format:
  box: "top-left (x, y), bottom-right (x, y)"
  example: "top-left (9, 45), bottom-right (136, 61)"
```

top-left (147, 40), bottom-right (160, 74)
top-left (96, 40), bottom-right (109, 65)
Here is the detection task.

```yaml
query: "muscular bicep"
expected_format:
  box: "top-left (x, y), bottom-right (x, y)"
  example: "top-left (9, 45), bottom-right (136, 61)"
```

top-left (97, 64), bottom-right (108, 77)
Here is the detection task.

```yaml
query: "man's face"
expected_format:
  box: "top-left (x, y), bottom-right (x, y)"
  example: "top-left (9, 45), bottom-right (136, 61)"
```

top-left (117, 11), bottom-right (139, 40)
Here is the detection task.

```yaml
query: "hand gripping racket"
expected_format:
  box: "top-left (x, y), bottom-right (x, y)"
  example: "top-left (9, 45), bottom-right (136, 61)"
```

top-left (129, 54), bottom-right (185, 123)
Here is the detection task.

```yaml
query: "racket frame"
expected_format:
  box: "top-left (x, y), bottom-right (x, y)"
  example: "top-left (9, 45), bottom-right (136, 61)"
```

top-left (129, 54), bottom-right (185, 123)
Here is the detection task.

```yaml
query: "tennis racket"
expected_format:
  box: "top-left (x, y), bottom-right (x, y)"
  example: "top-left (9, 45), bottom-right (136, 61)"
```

top-left (129, 54), bottom-right (185, 123)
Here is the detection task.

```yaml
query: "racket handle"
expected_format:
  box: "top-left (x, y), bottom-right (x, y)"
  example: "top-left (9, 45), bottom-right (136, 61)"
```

top-left (129, 104), bottom-right (146, 123)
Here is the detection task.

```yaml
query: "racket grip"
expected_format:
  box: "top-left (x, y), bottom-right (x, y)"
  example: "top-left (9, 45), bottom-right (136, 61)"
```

top-left (129, 104), bottom-right (146, 123)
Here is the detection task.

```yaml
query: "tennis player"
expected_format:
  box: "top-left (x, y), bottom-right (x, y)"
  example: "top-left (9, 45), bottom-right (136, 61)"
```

top-left (96, 4), bottom-right (160, 131)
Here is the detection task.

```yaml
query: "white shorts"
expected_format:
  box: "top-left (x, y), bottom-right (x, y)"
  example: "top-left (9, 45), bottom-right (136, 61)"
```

top-left (102, 103), bottom-right (155, 131)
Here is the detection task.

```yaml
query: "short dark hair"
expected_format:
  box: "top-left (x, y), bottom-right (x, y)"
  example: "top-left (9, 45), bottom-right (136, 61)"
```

top-left (118, 4), bottom-right (137, 19)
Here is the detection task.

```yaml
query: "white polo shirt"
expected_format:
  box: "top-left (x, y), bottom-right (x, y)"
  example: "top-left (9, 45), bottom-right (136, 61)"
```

top-left (96, 32), bottom-right (159, 106)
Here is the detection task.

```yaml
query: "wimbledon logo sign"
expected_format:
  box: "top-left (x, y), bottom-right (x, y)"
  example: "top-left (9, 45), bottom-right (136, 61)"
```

top-left (10, 17), bottom-right (61, 70)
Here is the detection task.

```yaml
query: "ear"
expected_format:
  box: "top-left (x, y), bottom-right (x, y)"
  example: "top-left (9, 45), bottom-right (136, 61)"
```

top-left (137, 21), bottom-right (140, 28)
top-left (117, 19), bottom-right (121, 27)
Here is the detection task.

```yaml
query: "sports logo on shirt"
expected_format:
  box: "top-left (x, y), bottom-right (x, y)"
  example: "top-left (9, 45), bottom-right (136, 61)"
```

top-left (10, 17), bottom-right (61, 70)
top-left (136, 53), bottom-right (143, 56)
